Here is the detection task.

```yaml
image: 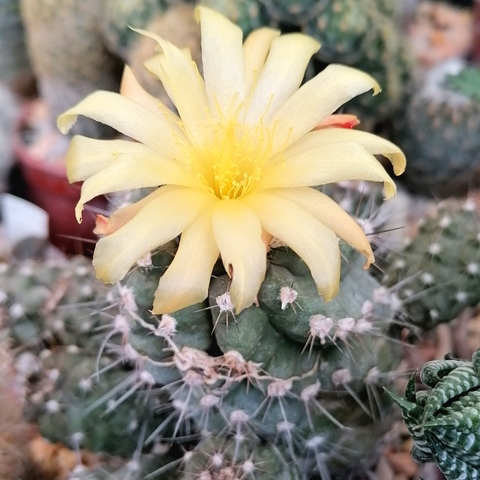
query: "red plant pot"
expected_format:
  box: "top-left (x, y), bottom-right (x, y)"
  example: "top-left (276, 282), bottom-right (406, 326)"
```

top-left (13, 102), bottom-right (106, 255)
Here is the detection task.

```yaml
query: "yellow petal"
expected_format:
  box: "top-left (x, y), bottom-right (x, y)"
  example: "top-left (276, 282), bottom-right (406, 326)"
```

top-left (75, 152), bottom-right (194, 222)
top-left (120, 65), bottom-right (162, 114)
top-left (259, 141), bottom-right (397, 199)
top-left (57, 91), bottom-right (182, 157)
top-left (136, 30), bottom-right (210, 145)
top-left (268, 187), bottom-right (374, 267)
top-left (244, 192), bottom-right (340, 302)
top-left (211, 200), bottom-right (266, 313)
top-left (296, 128), bottom-right (406, 176)
top-left (196, 6), bottom-right (246, 118)
top-left (94, 187), bottom-right (168, 236)
top-left (153, 206), bottom-right (219, 313)
top-left (66, 136), bottom-right (159, 182)
top-left (93, 187), bottom-right (212, 283)
top-left (244, 33), bottom-right (320, 124)
top-left (269, 64), bottom-right (381, 154)
top-left (243, 27), bottom-right (280, 96)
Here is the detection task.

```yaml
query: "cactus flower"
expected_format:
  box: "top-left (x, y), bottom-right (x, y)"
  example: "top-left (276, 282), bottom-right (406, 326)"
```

top-left (58, 7), bottom-right (405, 314)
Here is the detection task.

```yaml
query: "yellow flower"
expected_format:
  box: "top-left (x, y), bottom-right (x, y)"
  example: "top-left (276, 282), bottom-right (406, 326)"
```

top-left (57, 7), bottom-right (405, 315)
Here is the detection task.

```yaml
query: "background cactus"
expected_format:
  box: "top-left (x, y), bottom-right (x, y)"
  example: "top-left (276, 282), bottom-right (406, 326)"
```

top-left (382, 197), bottom-right (480, 331)
top-left (3, 232), bottom-right (404, 478)
top-left (394, 64), bottom-right (480, 197)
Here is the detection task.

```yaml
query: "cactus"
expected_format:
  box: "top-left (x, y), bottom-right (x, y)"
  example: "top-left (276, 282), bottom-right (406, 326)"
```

top-left (0, 256), bottom-right (111, 350)
top-left (393, 63), bottom-right (480, 197)
top-left (3, 241), bottom-right (403, 478)
top-left (382, 197), bottom-right (480, 331)
top-left (388, 349), bottom-right (480, 480)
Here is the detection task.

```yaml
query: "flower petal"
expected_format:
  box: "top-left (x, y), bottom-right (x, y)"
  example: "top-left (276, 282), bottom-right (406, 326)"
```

top-left (269, 64), bottom-right (381, 154)
top-left (196, 6), bottom-right (246, 118)
top-left (211, 200), bottom-right (266, 313)
top-left (57, 91), bottom-right (182, 157)
top-left (75, 153), bottom-right (195, 222)
top-left (244, 33), bottom-right (320, 124)
top-left (66, 136), bottom-right (158, 182)
top-left (136, 29), bottom-right (210, 145)
top-left (268, 187), bottom-right (374, 267)
top-left (120, 65), bottom-right (163, 114)
top-left (293, 128), bottom-right (406, 176)
top-left (93, 187), bottom-right (212, 283)
top-left (94, 187), bottom-right (167, 236)
top-left (259, 141), bottom-right (398, 198)
top-left (243, 27), bottom-right (280, 97)
top-left (244, 192), bottom-right (340, 302)
top-left (153, 206), bottom-right (219, 313)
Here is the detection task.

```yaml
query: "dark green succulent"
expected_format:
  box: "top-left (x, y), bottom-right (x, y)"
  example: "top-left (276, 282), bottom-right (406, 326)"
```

top-left (388, 350), bottom-right (480, 480)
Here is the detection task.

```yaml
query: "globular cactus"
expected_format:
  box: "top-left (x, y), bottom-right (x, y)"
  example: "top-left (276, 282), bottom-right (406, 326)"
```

top-left (394, 62), bottom-right (480, 197)
top-left (383, 197), bottom-right (480, 331)
top-left (388, 349), bottom-right (480, 480)
top-left (3, 243), bottom-right (403, 478)
top-left (86, 241), bottom-right (403, 479)
top-left (0, 255), bottom-right (110, 350)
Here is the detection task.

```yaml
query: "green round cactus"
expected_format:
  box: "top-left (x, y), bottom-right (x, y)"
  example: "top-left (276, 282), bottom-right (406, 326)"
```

top-left (394, 65), bottom-right (480, 197)
top-left (383, 198), bottom-right (480, 330)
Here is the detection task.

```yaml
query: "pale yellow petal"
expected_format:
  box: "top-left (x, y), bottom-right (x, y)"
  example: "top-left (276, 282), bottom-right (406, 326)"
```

top-left (244, 192), bottom-right (340, 302)
top-left (211, 200), bottom-right (266, 313)
top-left (243, 28), bottom-right (280, 96)
top-left (120, 65), bottom-right (162, 114)
top-left (269, 64), bottom-right (381, 154)
top-left (196, 6), bottom-right (246, 118)
top-left (244, 33), bottom-right (320, 124)
top-left (94, 187), bottom-right (168, 236)
top-left (130, 29), bottom-right (210, 145)
top-left (289, 128), bottom-right (406, 176)
top-left (259, 141), bottom-right (397, 198)
top-left (93, 187), bottom-right (212, 283)
top-left (75, 153), bottom-right (195, 222)
top-left (66, 136), bottom-right (159, 182)
top-left (57, 91), bottom-right (182, 157)
top-left (268, 187), bottom-right (374, 267)
top-left (153, 207), bottom-right (219, 313)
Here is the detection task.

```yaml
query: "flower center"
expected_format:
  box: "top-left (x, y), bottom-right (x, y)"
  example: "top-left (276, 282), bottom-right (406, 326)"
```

top-left (189, 119), bottom-right (272, 200)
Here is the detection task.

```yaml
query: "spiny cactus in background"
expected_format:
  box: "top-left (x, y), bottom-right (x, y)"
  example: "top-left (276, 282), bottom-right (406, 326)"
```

top-left (383, 197), bottom-right (480, 331)
top-left (0, 225), bottom-right (403, 478)
top-left (20, 0), bottom-right (198, 140)
top-left (394, 65), bottom-right (480, 197)
top-left (388, 349), bottom-right (480, 480)
top-left (0, 255), bottom-right (110, 350)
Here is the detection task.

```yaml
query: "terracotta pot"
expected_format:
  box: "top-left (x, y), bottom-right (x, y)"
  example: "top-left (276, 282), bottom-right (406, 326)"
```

top-left (13, 101), bottom-right (106, 255)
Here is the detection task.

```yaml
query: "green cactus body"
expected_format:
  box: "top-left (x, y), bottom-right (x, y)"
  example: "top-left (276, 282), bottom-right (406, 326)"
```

top-left (383, 198), bottom-right (480, 330)
top-left (388, 350), bottom-right (480, 480)
top-left (394, 66), bottom-right (480, 197)
top-left (0, 256), bottom-right (110, 350)
top-left (95, 242), bottom-right (402, 479)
